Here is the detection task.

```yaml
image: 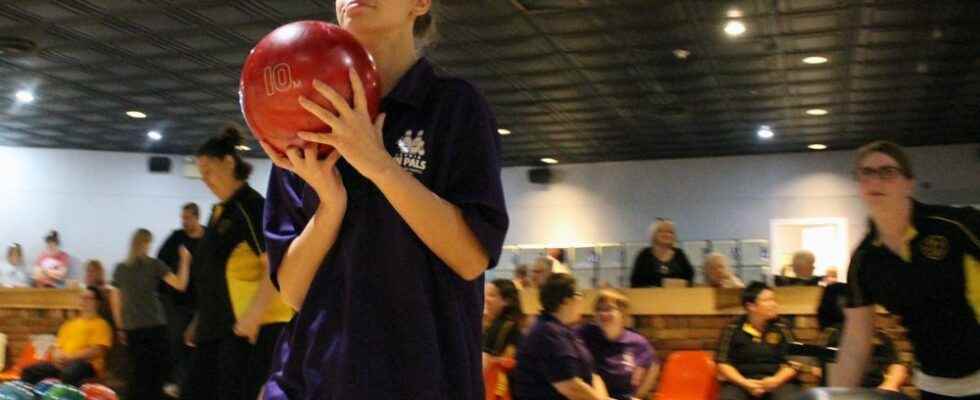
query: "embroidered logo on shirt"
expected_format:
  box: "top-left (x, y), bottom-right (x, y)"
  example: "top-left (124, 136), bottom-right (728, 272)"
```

top-left (765, 331), bottom-right (782, 345)
top-left (394, 129), bottom-right (427, 174)
top-left (920, 235), bottom-right (950, 261)
top-left (622, 351), bottom-right (636, 370)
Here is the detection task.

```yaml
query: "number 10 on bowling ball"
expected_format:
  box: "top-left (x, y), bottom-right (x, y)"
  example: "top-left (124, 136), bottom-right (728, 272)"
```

top-left (240, 20), bottom-right (382, 156)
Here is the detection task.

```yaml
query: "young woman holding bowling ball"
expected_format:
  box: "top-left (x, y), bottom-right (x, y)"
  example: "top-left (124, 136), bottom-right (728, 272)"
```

top-left (258, 1), bottom-right (509, 399)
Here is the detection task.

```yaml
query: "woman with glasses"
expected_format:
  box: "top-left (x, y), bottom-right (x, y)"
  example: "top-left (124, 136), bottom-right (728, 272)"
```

top-left (511, 274), bottom-right (610, 400)
top-left (830, 141), bottom-right (980, 399)
top-left (578, 290), bottom-right (659, 400)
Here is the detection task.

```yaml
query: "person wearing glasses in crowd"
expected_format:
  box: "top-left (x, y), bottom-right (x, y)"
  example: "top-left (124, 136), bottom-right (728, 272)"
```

top-left (831, 141), bottom-right (980, 399)
top-left (511, 274), bottom-right (610, 400)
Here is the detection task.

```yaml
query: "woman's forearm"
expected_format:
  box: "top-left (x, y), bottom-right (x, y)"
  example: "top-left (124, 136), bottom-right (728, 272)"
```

top-left (276, 204), bottom-right (345, 310)
top-left (373, 166), bottom-right (489, 280)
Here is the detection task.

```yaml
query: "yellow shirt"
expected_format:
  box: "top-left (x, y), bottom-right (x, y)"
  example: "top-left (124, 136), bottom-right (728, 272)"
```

top-left (226, 242), bottom-right (294, 324)
top-left (56, 316), bottom-right (112, 373)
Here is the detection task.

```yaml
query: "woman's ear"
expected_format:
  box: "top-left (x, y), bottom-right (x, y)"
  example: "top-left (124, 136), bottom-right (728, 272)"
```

top-left (412, 0), bottom-right (432, 17)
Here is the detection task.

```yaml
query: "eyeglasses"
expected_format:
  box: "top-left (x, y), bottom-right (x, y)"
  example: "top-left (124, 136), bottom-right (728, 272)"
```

top-left (596, 305), bottom-right (621, 313)
top-left (854, 166), bottom-right (906, 182)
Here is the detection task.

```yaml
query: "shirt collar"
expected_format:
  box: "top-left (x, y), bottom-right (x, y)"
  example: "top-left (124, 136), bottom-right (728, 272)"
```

top-left (382, 57), bottom-right (435, 110)
top-left (738, 315), bottom-right (774, 338)
top-left (868, 198), bottom-right (923, 247)
top-left (222, 183), bottom-right (253, 206)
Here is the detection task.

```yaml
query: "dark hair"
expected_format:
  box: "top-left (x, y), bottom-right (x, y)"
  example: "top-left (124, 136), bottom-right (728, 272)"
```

top-left (60, 360), bottom-right (96, 386)
top-left (490, 279), bottom-right (524, 321)
top-left (741, 281), bottom-right (772, 308)
top-left (514, 264), bottom-right (528, 278)
top-left (182, 202), bottom-right (200, 217)
top-left (195, 123), bottom-right (253, 181)
top-left (85, 286), bottom-right (104, 305)
top-left (540, 273), bottom-right (577, 314)
top-left (413, 8), bottom-right (438, 47)
top-left (855, 140), bottom-right (914, 178)
top-left (44, 230), bottom-right (60, 245)
top-left (20, 362), bottom-right (61, 385)
top-left (817, 283), bottom-right (850, 329)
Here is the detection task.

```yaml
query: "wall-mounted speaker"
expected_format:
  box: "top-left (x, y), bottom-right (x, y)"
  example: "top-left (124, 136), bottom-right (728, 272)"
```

top-left (528, 168), bottom-right (552, 184)
top-left (148, 156), bottom-right (172, 173)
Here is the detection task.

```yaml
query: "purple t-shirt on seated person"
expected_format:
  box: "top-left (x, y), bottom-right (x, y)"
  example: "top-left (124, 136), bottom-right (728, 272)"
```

top-left (577, 323), bottom-right (657, 400)
top-left (511, 314), bottom-right (596, 400)
top-left (261, 58), bottom-right (509, 400)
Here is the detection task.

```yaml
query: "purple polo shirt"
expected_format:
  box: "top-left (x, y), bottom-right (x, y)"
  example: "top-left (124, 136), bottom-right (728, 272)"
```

top-left (577, 323), bottom-right (657, 400)
top-left (511, 314), bottom-right (596, 400)
top-left (261, 58), bottom-right (509, 400)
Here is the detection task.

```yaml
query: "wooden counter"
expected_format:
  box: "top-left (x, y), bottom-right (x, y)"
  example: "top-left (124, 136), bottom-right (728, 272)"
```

top-left (519, 286), bottom-right (823, 316)
top-left (0, 289), bottom-right (83, 369)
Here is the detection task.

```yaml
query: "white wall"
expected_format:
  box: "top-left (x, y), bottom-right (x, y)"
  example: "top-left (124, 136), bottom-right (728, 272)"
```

top-left (0, 143), bottom-right (976, 281)
top-left (0, 146), bottom-right (272, 281)
top-left (500, 144), bottom-right (980, 266)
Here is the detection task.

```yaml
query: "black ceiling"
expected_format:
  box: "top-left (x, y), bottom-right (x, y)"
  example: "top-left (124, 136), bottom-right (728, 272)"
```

top-left (0, 0), bottom-right (977, 166)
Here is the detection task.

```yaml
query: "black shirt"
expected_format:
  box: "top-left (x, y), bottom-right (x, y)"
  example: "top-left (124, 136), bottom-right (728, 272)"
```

top-left (820, 325), bottom-right (900, 388)
top-left (847, 200), bottom-right (980, 378)
top-left (630, 247), bottom-right (694, 287)
top-left (156, 229), bottom-right (204, 308)
top-left (716, 316), bottom-right (795, 379)
top-left (511, 314), bottom-right (595, 399)
top-left (191, 184), bottom-right (266, 343)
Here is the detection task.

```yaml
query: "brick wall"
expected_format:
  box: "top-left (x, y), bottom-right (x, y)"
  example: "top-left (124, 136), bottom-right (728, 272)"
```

top-left (1, 308), bottom-right (78, 368)
top-left (632, 313), bottom-right (911, 359)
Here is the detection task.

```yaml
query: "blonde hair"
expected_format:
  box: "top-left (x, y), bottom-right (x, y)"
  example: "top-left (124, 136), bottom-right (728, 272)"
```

top-left (648, 219), bottom-right (677, 246)
top-left (594, 289), bottom-right (630, 314)
top-left (704, 252), bottom-right (729, 270)
top-left (127, 229), bottom-right (153, 265)
top-left (792, 250), bottom-right (815, 267)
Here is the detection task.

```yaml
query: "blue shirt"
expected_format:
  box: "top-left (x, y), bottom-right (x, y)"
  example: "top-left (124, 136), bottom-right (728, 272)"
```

top-left (511, 314), bottom-right (596, 400)
top-left (262, 58), bottom-right (509, 400)
top-left (577, 323), bottom-right (657, 400)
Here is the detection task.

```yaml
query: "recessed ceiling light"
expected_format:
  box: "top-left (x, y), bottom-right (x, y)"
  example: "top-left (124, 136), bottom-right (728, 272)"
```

top-left (805, 108), bottom-right (828, 116)
top-left (14, 90), bottom-right (34, 103)
top-left (497, 128), bottom-right (511, 135)
top-left (541, 158), bottom-right (558, 164)
top-left (147, 130), bottom-right (162, 141)
top-left (757, 125), bottom-right (774, 139)
top-left (235, 145), bottom-right (251, 151)
top-left (724, 20), bottom-right (746, 37)
top-left (126, 110), bottom-right (147, 119)
top-left (808, 144), bottom-right (827, 150)
top-left (726, 9), bottom-right (744, 18)
top-left (672, 49), bottom-right (691, 59)
top-left (802, 56), bottom-right (828, 64)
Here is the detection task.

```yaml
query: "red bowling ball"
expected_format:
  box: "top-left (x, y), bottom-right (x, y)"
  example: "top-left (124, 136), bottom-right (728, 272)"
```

top-left (240, 20), bottom-right (381, 156)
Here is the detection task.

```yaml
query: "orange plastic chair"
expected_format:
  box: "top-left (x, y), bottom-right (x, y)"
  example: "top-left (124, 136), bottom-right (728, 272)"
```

top-left (484, 357), bottom-right (517, 400)
top-left (652, 351), bottom-right (719, 400)
top-left (0, 342), bottom-right (52, 381)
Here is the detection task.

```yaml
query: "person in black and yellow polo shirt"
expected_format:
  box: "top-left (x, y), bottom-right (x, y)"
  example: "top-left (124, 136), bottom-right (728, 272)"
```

top-left (184, 125), bottom-right (294, 400)
top-left (831, 141), bottom-right (980, 399)
top-left (716, 282), bottom-right (800, 400)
